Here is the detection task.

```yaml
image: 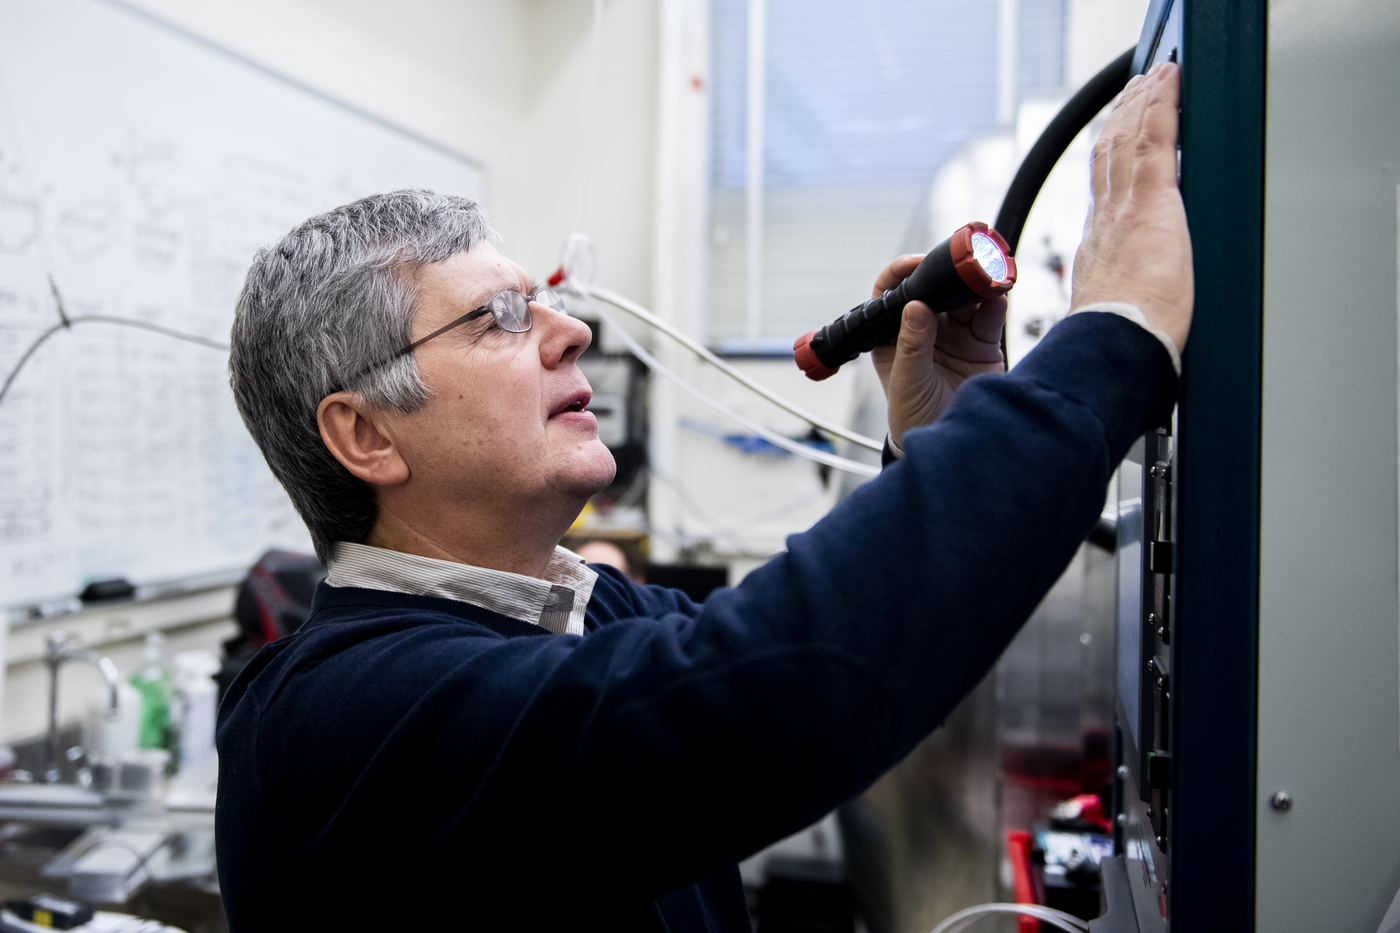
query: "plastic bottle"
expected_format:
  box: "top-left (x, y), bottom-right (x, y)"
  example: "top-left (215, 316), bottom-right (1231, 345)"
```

top-left (166, 650), bottom-right (220, 807)
top-left (84, 679), bottom-right (141, 761)
top-left (172, 650), bottom-right (219, 769)
top-left (129, 631), bottom-right (171, 751)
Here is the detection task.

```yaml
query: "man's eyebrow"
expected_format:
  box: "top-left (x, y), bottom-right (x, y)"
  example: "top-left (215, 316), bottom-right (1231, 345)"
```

top-left (466, 273), bottom-right (531, 309)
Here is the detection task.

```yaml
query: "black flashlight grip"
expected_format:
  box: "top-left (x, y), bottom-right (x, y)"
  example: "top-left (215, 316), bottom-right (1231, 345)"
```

top-left (806, 234), bottom-right (968, 370)
top-left (793, 221), bottom-right (1015, 381)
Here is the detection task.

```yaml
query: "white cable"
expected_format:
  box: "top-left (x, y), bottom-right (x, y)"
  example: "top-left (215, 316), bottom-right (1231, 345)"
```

top-left (930, 903), bottom-right (1091, 933)
top-left (557, 232), bottom-right (880, 451)
top-left (581, 284), bottom-right (884, 453)
top-left (567, 281), bottom-right (879, 478)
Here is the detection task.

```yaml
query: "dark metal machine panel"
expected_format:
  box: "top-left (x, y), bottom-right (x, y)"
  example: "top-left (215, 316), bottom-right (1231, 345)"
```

top-left (1171, 0), bottom-right (1266, 929)
top-left (1107, 0), bottom-right (1266, 929)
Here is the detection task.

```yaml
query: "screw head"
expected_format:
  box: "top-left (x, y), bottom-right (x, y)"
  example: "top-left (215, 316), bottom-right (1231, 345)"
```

top-left (1116, 813), bottom-right (1127, 826)
top-left (1117, 765), bottom-right (1130, 780)
top-left (1270, 791), bottom-right (1292, 812)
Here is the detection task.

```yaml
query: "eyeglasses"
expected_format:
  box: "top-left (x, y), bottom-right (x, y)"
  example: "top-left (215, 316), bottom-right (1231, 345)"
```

top-left (338, 286), bottom-right (566, 391)
top-left (406, 285), bottom-right (566, 349)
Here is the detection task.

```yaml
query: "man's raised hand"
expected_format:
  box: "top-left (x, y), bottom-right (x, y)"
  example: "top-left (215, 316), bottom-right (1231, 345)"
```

top-left (870, 254), bottom-right (1007, 450)
top-left (1071, 61), bottom-right (1192, 351)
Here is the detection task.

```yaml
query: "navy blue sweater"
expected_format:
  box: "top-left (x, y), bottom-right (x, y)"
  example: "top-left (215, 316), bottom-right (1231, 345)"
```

top-left (215, 313), bottom-right (1177, 931)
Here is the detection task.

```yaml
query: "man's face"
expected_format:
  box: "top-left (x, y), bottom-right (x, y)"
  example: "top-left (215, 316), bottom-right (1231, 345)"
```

top-left (379, 245), bottom-right (616, 517)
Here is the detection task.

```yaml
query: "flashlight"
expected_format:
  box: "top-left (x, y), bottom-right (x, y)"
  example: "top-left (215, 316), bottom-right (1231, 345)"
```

top-left (793, 222), bottom-right (1016, 381)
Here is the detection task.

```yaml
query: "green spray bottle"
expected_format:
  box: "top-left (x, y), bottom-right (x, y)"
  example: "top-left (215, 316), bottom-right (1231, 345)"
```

top-left (130, 630), bottom-right (171, 750)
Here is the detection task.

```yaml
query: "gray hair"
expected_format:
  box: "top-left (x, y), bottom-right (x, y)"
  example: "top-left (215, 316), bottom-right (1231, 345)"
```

top-left (229, 189), bottom-right (491, 564)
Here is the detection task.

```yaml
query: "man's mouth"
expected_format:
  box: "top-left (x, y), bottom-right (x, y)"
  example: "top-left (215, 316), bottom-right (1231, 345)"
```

top-left (552, 390), bottom-right (593, 418)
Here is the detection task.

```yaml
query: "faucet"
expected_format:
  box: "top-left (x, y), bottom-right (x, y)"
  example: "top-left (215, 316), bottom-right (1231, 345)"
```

top-left (45, 629), bottom-right (120, 784)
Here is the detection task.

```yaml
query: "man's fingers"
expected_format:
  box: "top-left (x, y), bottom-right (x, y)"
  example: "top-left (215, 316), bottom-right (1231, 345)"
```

top-left (1096, 69), bottom-right (1160, 205)
top-left (1092, 73), bottom-right (1148, 205)
top-left (885, 301), bottom-right (942, 443)
top-left (1106, 97), bottom-right (1152, 205)
top-left (894, 301), bottom-right (936, 361)
top-left (934, 300), bottom-right (1005, 365)
top-left (968, 297), bottom-right (1008, 345)
top-left (1130, 64), bottom-right (1181, 195)
top-left (873, 254), bottom-right (925, 297)
top-left (1111, 70), bottom-right (1151, 112)
top-left (942, 298), bottom-right (1007, 343)
top-left (1089, 64), bottom-right (1180, 222)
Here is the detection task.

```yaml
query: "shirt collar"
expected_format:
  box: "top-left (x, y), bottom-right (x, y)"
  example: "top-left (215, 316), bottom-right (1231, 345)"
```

top-left (325, 542), bottom-right (597, 636)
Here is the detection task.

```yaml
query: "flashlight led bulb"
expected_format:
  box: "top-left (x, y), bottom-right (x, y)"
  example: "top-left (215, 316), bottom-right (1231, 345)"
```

top-left (970, 232), bottom-right (1008, 283)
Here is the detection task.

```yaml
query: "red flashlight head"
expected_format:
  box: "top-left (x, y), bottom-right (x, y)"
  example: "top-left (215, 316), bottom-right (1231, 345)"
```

top-left (949, 222), bottom-right (1017, 299)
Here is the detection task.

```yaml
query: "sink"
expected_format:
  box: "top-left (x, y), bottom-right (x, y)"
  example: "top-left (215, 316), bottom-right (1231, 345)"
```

top-left (0, 784), bottom-right (110, 825)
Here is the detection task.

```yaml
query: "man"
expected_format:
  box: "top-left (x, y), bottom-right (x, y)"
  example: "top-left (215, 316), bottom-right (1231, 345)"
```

top-left (218, 64), bottom-right (1189, 930)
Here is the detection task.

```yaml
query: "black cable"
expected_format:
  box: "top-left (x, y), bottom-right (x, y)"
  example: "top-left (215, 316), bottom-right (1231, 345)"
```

top-left (0, 314), bottom-right (229, 408)
top-left (48, 274), bottom-right (71, 328)
top-left (994, 45), bottom-right (1135, 366)
top-left (995, 46), bottom-right (1136, 253)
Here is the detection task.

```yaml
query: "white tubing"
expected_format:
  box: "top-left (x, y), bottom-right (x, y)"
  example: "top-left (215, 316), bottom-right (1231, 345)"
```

top-left (568, 282), bottom-right (880, 478)
top-left (581, 284), bottom-right (884, 453)
top-left (930, 903), bottom-right (1091, 933)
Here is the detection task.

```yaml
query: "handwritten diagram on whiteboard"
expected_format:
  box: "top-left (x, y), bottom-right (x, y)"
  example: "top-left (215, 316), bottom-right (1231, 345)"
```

top-left (0, 0), bottom-right (484, 607)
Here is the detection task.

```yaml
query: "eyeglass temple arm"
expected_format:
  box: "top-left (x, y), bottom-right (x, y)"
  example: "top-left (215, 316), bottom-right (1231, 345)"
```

top-left (402, 306), bottom-right (491, 353)
top-left (331, 306), bottom-right (493, 393)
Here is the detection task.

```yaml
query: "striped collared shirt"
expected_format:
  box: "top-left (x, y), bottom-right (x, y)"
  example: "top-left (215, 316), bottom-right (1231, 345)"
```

top-left (326, 542), bottom-right (597, 636)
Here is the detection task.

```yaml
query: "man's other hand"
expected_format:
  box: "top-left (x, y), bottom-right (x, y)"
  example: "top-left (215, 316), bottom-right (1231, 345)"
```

top-left (871, 256), bottom-right (1007, 450)
top-left (1072, 61), bottom-right (1192, 351)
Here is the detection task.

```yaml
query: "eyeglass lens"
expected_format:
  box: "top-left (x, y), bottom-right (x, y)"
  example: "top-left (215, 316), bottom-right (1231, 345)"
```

top-left (487, 287), bottom-right (567, 333)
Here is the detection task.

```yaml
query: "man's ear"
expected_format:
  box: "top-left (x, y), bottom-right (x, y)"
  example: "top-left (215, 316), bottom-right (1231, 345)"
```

top-left (317, 392), bottom-right (410, 487)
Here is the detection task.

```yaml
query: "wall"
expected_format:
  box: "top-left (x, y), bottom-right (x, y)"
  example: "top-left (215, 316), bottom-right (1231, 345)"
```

top-left (122, 0), bottom-right (659, 304)
top-left (1065, 0), bottom-right (1146, 86)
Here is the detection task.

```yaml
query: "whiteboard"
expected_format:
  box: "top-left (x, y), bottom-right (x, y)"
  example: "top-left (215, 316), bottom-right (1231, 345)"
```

top-left (0, 0), bottom-right (485, 607)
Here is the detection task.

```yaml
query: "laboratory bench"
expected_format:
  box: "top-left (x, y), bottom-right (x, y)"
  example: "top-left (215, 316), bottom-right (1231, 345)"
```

top-left (0, 728), bottom-right (225, 933)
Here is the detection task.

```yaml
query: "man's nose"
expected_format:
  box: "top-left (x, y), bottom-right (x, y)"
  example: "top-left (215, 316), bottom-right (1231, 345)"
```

top-left (536, 304), bottom-right (592, 366)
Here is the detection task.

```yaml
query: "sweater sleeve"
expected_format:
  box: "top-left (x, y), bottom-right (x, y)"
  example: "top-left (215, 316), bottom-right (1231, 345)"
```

top-left (262, 311), bottom-right (1177, 905)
